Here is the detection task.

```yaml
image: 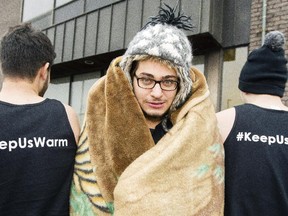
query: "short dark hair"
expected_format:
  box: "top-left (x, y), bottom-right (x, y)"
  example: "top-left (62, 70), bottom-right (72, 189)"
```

top-left (0, 23), bottom-right (56, 80)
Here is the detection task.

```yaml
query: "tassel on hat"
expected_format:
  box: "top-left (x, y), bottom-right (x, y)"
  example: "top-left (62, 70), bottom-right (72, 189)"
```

top-left (120, 3), bottom-right (194, 111)
top-left (239, 31), bottom-right (288, 97)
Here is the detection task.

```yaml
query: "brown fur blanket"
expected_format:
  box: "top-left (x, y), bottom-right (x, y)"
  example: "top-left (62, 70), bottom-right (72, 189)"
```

top-left (70, 57), bottom-right (224, 215)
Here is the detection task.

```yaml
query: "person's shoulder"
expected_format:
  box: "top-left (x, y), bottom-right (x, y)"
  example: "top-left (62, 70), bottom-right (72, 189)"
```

top-left (216, 107), bottom-right (236, 120)
top-left (216, 107), bottom-right (236, 143)
top-left (62, 103), bottom-right (80, 143)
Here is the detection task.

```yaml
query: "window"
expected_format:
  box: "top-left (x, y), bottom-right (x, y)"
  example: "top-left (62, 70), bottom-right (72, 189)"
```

top-left (45, 77), bottom-right (70, 104)
top-left (22, 0), bottom-right (73, 22)
top-left (45, 71), bottom-right (102, 125)
top-left (221, 47), bottom-right (248, 109)
top-left (56, 0), bottom-right (73, 7)
top-left (70, 72), bottom-right (101, 124)
top-left (192, 55), bottom-right (205, 74)
top-left (22, 0), bottom-right (54, 21)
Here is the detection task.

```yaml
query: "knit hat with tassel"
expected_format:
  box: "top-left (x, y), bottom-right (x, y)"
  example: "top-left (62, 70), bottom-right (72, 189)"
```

top-left (120, 3), bottom-right (194, 112)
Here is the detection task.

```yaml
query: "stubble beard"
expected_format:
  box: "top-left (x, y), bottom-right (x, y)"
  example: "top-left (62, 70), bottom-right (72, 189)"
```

top-left (143, 109), bottom-right (168, 125)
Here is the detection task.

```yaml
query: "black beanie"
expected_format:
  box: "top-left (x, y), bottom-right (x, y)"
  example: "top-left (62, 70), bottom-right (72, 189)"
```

top-left (239, 31), bottom-right (288, 97)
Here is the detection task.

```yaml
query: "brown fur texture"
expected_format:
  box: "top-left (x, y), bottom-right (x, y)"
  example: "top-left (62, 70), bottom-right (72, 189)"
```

top-left (114, 59), bottom-right (224, 215)
top-left (71, 56), bottom-right (224, 215)
top-left (86, 57), bottom-right (155, 202)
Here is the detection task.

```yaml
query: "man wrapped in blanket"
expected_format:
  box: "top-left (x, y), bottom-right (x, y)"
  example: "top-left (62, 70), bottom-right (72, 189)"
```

top-left (70, 3), bottom-right (224, 216)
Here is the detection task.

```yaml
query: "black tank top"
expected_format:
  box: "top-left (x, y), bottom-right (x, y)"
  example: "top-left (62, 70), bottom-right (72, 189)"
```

top-left (0, 99), bottom-right (76, 216)
top-left (225, 104), bottom-right (288, 216)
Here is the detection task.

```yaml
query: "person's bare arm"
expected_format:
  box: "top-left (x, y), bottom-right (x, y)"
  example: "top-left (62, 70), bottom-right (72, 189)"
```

top-left (64, 104), bottom-right (81, 143)
top-left (216, 107), bottom-right (236, 143)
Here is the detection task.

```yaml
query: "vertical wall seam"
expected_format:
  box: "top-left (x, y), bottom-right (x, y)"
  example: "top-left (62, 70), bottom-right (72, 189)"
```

top-left (61, 23), bottom-right (66, 62)
top-left (83, 14), bottom-right (88, 57)
top-left (95, 10), bottom-right (100, 55)
top-left (108, 4), bottom-right (113, 52)
top-left (122, 0), bottom-right (128, 49)
top-left (71, 19), bottom-right (76, 60)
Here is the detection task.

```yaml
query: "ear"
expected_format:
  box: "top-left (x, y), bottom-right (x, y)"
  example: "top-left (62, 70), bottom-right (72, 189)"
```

top-left (39, 62), bottom-right (50, 80)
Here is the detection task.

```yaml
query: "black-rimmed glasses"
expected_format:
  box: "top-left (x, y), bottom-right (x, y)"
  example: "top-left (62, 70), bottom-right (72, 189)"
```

top-left (134, 75), bottom-right (179, 91)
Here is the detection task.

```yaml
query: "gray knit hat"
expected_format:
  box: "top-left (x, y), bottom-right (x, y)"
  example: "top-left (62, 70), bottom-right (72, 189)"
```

top-left (120, 4), bottom-right (194, 111)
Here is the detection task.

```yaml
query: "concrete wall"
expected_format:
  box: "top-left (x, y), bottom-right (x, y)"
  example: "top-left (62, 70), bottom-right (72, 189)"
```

top-left (0, 0), bottom-right (22, 89)
top-left (0, 0), bottom-right (22, 37)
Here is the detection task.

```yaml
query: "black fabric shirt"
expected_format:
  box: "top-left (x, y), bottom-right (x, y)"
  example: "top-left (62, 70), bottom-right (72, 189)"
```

top-left (0, 99), bottom-right (76, 216)
top-left (150, 119), bottom-right (173, 144)
top-left (225, 104), bottom-right (288, 216)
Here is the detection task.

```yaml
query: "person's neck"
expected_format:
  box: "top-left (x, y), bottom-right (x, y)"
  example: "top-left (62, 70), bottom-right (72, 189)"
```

top-left (244, 94), bottom-right (288, 111)
top-left (0, 79), bottom-right (44, 104)
top-left (145, 118), bottom-right (161, 129)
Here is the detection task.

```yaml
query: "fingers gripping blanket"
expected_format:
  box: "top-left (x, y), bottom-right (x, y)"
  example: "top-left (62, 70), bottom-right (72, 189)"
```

top-left (70, 57), bottom-right (224, 215)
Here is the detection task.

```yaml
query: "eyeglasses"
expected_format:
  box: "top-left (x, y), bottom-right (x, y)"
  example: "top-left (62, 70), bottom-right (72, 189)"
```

top-left (134, 75), bottom-right (179, 91)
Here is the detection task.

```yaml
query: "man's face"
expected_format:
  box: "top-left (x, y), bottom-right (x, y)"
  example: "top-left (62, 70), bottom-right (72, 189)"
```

top-left (133, 60), bottom-right (178, 125)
